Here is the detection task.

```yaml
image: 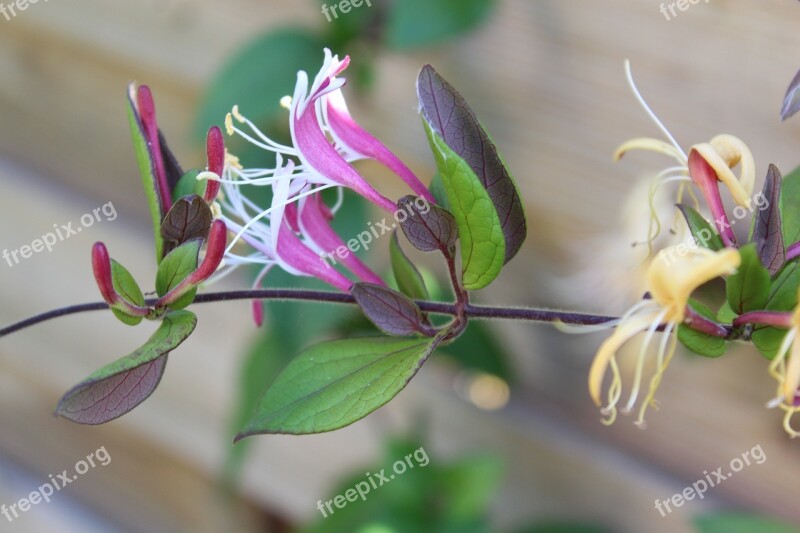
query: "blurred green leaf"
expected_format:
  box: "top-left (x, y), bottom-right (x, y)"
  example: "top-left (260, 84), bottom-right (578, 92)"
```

top-left (442, 321), bottom-right (512, 381)
top-left (195, 28), bottom-right (323, 147)
top-left (302, 437), bottom-right (502, 533)
top-left (694, 513), bottom-right (798, 533)
top-left (780, 165), bottom-right (800, 245)
top-left (386, 0), bottom-right (495, 50)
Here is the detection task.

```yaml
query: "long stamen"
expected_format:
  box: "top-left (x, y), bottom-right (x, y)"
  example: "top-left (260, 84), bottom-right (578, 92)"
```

top-left (636, 321), bottom-right (677, 427)
top-left (224, 184), bottom-right (336, 255)
top-left (624, 309), bottom-right (668, 412)
top-left (625, 60), bottom-right (687, 163)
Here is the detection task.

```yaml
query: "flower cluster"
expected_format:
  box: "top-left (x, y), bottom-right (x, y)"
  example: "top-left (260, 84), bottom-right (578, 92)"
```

top-left (207, 49), bottom-right (434, 323)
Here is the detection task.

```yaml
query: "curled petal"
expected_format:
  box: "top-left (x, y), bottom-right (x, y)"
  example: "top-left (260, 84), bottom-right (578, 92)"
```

top-left (187, 219), bottom-right (228, 285)
top-left (691, 136), bottom-right (754, 207)
top-left (613, 137), bottom-right (685, 163)
top-left (647, 246), bottom-right (740, 320)
top-left (687, 149), bottom-right (737, 247)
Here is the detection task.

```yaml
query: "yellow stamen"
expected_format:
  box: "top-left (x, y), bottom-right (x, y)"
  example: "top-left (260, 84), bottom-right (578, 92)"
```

top-left (225, 113), bottom-right (235, 136)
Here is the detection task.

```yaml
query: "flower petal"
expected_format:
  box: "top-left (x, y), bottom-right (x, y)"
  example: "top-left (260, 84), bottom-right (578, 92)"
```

top-left (326, 91), bottom-right (435, 203)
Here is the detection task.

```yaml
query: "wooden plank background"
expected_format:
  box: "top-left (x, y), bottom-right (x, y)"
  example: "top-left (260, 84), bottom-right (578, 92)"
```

top-left (1, 0), bottom-right (800, 531)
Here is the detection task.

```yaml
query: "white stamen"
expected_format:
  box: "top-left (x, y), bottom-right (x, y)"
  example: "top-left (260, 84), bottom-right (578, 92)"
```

top-left (625, 60), bottom-right (687, 163)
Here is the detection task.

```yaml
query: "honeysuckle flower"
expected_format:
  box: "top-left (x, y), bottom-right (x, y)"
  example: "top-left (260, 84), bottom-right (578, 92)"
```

top-left (766, 292), bottom-right (800, 437)
top-left (589, 245), bottom-right (740, 427)
top-left (215, 156), bottom-right (385, 317)
top-left (220, 48), bottom-right (433, 224)
top-left (614, 61), bottom-right (755, 250)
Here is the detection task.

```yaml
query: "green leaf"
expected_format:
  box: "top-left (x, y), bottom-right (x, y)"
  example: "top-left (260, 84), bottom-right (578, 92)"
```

top-left (717, 300), bottom-right (737, 323)
top-left (171, 169), bottom-right (203, 203)
top-left (386, 0), bottom-right (496, 50)
top-left (429, 173), bottom-right (451, 211)
top-left (418, 66), bottom-right (527, 268)
top-left (56, 311), bottom-right (197, 424)
top-left (424, 123), bottom-right (505, 290)
top-left (694, 513), bottom-right (797, 533)
top-left (780, 165), bottom-right (800, 245)
top-left (110, 260), bottom-right (146, 326)
top-left (677, 300), bottom-right (727, 358)
top-left (126, 86), bottom-right (165, 263)
top-left (237, 336), bottom-right (442, 437)
top-left (390, 232), bottom-right (430, 301)
top-left (676, 204), bottom-right (724, 251)
top-left (752, 261), bottom-right (800, 358)
top-left (155, 239), bottom-right (201, 310)
top-left (726, 243), bottom-right (771, 314)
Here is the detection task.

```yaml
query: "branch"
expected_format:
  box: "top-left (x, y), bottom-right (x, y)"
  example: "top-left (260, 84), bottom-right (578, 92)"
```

top-left (0, 289), bottom-right (617, 338)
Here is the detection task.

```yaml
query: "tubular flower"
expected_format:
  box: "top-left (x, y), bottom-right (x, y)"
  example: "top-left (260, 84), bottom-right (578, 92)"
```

top-left (614, 61), bottom-right (755, 250)
top-left (589, 246), bottom-right (740, 427)
top-left (219, 48), bottom-right (432, 218)
top-left (214, 156), bottom-right (384, 302)
top-left (767, 290), bottom-right (800, 437)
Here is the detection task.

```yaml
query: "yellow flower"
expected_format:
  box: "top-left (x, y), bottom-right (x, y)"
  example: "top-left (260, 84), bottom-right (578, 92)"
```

top-left (768, 289), bottom-right (800, 437)
top-left (615, 61), bottom-right (755, 251)
top-left (589, 246), bottom-right (740, 427)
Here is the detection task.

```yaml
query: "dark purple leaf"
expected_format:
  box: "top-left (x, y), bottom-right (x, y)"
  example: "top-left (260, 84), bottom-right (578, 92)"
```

top-left (753, 165), bottom-right (785, 275)
top-left (782, 68), bottom-right (800, 121)
top-left (417, 65), bottom-right (527, 263)
top-left (56, 357), bottom-right (169, 425)
top-left (56, 311), bottom-right (197, 425)
top-left (158, 129), bottom-right (186, 193)
top-left (160, 195), bottom-right (213, 256)
top-left (351, 283), bottom-right (431, 337)
top-left (396, 195), bottom-right (458, 253)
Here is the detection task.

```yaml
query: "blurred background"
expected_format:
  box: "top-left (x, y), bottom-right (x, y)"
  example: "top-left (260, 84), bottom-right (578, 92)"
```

top-left (1, 0), bottom-right (800, 531)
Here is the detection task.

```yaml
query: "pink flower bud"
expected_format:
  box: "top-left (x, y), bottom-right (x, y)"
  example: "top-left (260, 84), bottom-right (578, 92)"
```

top-left (204, 126), bottom-right (225, 203)
top-left (136, 85), bottom-right (172, 212)
top-left (91, 242), bottom-right (117, 305)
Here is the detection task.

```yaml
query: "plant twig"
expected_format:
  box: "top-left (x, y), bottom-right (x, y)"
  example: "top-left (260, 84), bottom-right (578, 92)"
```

top-left (0, 289), bottom-right (618, 338)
